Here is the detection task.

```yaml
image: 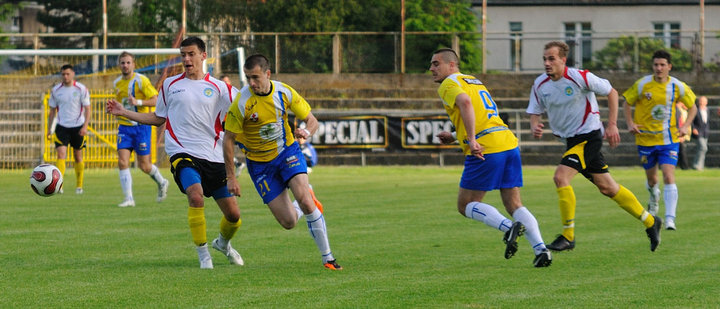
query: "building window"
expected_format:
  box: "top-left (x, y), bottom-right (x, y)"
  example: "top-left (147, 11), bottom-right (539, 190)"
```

top-left (564, 22), bottom-right (592, 68)
top-left (654, 22), bottom-right (680, 48)
top-left (509, 22), bottom-right (522, 71)
top-left (11, 16), bottom-right (22, 32)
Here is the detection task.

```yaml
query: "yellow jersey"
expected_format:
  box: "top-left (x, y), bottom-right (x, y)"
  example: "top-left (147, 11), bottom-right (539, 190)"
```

top-left (438, 73), bottom-right (517, 155)
top-left (225, 81), bottom-right (311, 162)
top-left (113, 72), bottom-right (159, 126)
top-left (623, 75), bottom-right (696, 146)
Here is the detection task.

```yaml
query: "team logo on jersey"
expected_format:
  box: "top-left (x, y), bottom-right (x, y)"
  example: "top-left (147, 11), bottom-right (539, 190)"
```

top-left (645, 92), bottom-right (652, 100)
top-left (249, 112), bottom-right (259, 122)
top-left (259, 122), bottom-right (283, 141)
top-left (651, 105), bottom-right (668, 120)
top-left (462, 78), bottom-right (483, 85)
top-left (203, 88), bottom-right (214, 97)
top-left (564, 86), bottom-right (574, 96)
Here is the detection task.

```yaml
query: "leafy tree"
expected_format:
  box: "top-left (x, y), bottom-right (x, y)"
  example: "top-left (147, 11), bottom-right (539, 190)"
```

top-left (35, 0), bottom-right (126, 48)
top-left (586, 36), bottom-right (693, 72)
top-left (0, 1), bottom-right (23, 49)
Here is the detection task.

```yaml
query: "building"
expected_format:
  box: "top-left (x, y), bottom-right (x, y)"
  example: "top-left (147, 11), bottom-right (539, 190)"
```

top-left (474, 0), bottom-right (720, 72)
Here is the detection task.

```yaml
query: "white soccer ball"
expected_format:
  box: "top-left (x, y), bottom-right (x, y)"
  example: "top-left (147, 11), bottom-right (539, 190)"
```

top-left (29, 164), bottom-right (64, 197)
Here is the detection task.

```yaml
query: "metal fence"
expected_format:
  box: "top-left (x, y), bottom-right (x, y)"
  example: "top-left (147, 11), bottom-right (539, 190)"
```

top-left (2, 30), bottom-right (719, 75)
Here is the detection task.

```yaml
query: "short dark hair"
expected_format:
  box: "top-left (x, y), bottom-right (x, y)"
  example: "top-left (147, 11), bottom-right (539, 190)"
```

top-left (181, 36), bottom-right (206, 53)
top-left (433, 48), bottom-right (459, 65)
top-left (60, 64), bottom-right (73, 71)
top-left (652, 50), bottom-right (672, 64)
top-left (244, 54), bottom-right (270, 72)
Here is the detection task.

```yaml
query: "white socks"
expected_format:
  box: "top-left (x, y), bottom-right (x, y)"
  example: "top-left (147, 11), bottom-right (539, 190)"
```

top-left (119, 168), bottom-right (133, 201)
top-left (512, 207), bottom-right (547, 255)
top-left (306, 208), bottom-right (334, 263)
top-left (148, 164), bottom-right (166, 185)
top-left (647, 182), bottom-right (660, 206)
top-left (464, 202), bottom-right (512, 232)
top-left (664, 183), bottom-right (678, 219)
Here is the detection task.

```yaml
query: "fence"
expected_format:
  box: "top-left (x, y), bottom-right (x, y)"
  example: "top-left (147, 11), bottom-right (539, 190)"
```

top-left (0, 89), bottom-right (158, 170)
top-left (2, 30), bottom-right (720, 76)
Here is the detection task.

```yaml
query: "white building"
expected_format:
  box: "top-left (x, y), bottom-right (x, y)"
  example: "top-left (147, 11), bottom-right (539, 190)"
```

top-left (474, 0), bottom-right (720, 71)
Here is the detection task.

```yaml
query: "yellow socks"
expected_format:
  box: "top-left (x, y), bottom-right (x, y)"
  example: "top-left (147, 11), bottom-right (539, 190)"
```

top-left (188, 207), bottom-right (207, 246)
top-left (74, 161), bottom-right (84, 189)
top-left (611, 185), bottom-right (655, 228)
top-left (219, 216), bottom-right (242, 241)
top-left (56, 159), bottom-right (66, 176)
top-left (557, 186), bottom-right (576, 241)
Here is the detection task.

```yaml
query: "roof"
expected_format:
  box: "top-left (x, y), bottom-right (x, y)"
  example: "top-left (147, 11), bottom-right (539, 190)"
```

top-left (477, 0), bottom-right (720, 5)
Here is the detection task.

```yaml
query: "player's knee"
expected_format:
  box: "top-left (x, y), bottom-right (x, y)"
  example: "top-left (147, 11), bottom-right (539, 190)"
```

top-left (187, 193), bottom-right (205, 208)
top-left (279, 218), bottom-right (297, 230)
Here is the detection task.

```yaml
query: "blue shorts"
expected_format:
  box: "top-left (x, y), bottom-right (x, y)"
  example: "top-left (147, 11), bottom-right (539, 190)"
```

top-left (460, 147), bottom-right (523, 191)
top-left (638, 144), bottom-right (679, 169)
top-left (246, 142), bottom-right (307, 204)
top-left (118, 125), bottom-right (152, 156)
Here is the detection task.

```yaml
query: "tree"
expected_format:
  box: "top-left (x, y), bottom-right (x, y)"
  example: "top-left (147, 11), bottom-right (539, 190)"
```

top-left (35, 0), bottom-right (126, 48)
top-left (0, 1), bottom-right (23, 48)
top-left (586, 36), bottom-right (693, 72)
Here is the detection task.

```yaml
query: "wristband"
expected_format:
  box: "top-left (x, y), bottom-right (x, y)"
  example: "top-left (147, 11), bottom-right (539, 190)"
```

top-left (136, 99), bottom-right (143, 106)
top-left (302, 128), bottom-right (311, 136)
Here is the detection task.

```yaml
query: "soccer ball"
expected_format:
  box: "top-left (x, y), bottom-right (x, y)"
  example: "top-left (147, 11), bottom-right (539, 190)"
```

top-left (29, 164), bottom-right (64, 197)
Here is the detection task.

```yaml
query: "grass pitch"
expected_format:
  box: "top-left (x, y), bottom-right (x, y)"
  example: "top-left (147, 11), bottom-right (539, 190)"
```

top-left (1, 166), bottom-right (719, 308)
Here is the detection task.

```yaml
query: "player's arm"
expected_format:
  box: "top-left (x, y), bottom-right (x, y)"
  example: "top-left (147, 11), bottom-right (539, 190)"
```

top-left (46, 107), bottom-right (56, 139)
top-left (295, 111), bottom-right (318, 139)
top-left (529, 114), bottom-right (544, 139)
top-left (222, 130), bottom-right (241, 196)
top-left (623, 98), bottom-right (640, 135)
top-left (436, 131), bottom-right (456, 144)
top-left (455, 93), bottom-right (484, 159)
top-left (106, 99), bottom-right (165, 126)
top-left (80, 102), bottom-right (91, 137)
top-left (603, 88), bottom-right (620, 148)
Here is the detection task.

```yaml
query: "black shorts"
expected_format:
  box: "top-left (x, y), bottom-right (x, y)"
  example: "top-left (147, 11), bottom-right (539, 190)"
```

top-left (169, 153), bottom-right (227, 198)
top-left (54, 124), bottom-right (86, 149)
top-left (561, 129), bottom-right (609, 180)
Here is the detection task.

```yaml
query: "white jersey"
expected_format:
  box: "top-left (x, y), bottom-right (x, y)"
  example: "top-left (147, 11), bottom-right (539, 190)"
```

top-left (48, 81), bottom-right (91, 128)
top-left (155, 73), bottom-right (238, 163)
top-left (527, 67), bottom-right (612, 138)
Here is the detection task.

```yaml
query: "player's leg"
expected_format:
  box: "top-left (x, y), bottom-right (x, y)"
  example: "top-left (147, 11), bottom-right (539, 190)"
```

top-left (70, 130), bottom-right (85, 194)
top-left (660, 162), bottom-right (678, 230)
top-left (53, 126), bottom-right (68, 193)
top-left (211, 191), bottom-right (244, 266)
top-left (136, 125), bottom-right (169, 202)
top-left (55, 145), bottom-right (68, 190)
top-left (640, 146), bottom-right (661, 215)
top-left (176, 165), bottom-right (212, 269)
top-left (117, 148), bottom-right (135, 206)
top-left (593, 172), bottom-right (661, 251)
top-left (546, 164), bottom-right (579, 251)
top-left (287, 173), bottom-right (340, 270)
top-left (500, 187), bottom-right (550, 265)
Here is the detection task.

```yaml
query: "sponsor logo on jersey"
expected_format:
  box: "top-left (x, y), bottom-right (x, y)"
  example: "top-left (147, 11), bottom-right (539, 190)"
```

top-left (564, 86), bottom-right (573, 96)
top-left (171, 89), bottom-right (185, 95)
top-left (645, 92), bottom-right (652, 100)
top-left (651, 105), bottom-right (667, 120)
top-left (203, 88), bottom-right (214, 97)
top-left (462, 78), bottom-right (483, 85)
top-left (250, 112), bottom-right (259, 122)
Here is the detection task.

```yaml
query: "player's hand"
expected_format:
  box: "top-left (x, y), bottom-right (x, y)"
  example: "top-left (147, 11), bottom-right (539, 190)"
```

top-left (294, 128), bottom-right (311, 139)
top-left (79, 126), bottom-right (88, 137)
top-left (468, 139), bottom-right (485, 160)
top-left (532, 123), bottom-right (544, 139)
top-left (678, 125), bottom-right (690, 138)
top-left (105, 99), bottom-right (125, 116)
top-left (626, 122), bottom-right (641, 135)
top-left (128, 96), bottom-right (139, 106)
top-left (604, 123), bottom-right (620, 148)
top-left (46, 132), bottom-right (53, 140)
top-left (436, 131), bottom-right (456, 144)
top-left (227, 177), bottom-right (241, 197)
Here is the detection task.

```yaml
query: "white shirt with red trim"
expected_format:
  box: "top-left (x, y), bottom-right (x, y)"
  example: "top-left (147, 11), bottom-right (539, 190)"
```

top-left (526, 66), bottom-right (612, 138)
top-left (155, 73), bottom-right (238, 163)
top-left (48, 81), bottom-right (91, 128)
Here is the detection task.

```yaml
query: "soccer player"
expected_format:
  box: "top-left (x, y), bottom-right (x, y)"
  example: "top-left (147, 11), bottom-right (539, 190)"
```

top-left (106, 37), bottom-right (243, 269)
top-left (222, 54), bottom-right (341, 270)
top-left (622, 50), bottom-right (697, 231)
top-left (527, 41), bottom-right (662, 252)
top-left (112, 51), bottom-right (169, 207)
top-left (429, 48), bottom-right (552, 267)
top-left (46, 64), bottom-right (90, 195)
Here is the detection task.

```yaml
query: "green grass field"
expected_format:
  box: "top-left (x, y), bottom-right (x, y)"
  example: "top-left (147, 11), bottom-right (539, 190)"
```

top-left (2, 166), bottom-right (719, 308)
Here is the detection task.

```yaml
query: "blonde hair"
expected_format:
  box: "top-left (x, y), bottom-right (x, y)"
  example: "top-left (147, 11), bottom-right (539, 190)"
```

top-left (544, 41), bottom-right (569, 58)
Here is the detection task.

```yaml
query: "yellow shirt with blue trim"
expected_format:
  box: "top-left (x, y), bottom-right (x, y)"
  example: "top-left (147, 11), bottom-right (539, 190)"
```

top-left (623, 75), bottom-right (696, 146)
top-left (225, 80), bottom-right (311, 162)
top-left (113, 72), bottom-right (159, 126)
top-left (438, 73), bottom-right (517, 155)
